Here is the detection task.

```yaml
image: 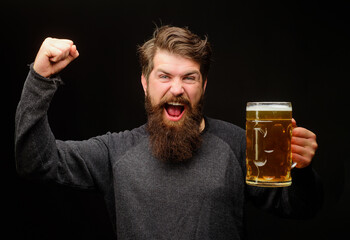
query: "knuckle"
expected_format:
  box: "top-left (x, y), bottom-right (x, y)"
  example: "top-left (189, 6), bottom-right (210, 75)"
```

top-left (293, 127), bottom-right (304, 136)
top-left (310, 150), bottom-right (315, 157)
top-left (311, 132), bottom-right (317, 140)
top-left (292, 127), bottom-right (299, 134)
top-left (44, 37), bottom-right (53, 43)
top-left (55, 48), bottom-right (63, 56)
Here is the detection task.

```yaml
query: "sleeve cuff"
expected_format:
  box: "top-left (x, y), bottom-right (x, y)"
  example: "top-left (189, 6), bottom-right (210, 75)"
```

top-left (28, 63), bottom-right (64, 86)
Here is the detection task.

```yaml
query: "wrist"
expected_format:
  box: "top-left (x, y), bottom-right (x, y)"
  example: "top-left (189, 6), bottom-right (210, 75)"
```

top-left (29, 63), bottom-right (63, 86)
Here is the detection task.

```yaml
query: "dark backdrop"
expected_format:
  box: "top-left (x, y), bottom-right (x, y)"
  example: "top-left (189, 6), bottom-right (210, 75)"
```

top-left (4, 0), bottom-right (349, 239)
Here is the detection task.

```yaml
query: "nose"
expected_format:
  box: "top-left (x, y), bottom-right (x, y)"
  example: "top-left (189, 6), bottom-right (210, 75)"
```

top-left (170, 78), bottom-right (184, 96)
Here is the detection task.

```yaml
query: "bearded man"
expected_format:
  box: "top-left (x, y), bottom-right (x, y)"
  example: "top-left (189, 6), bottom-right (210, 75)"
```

top-left (15, 25), bottom-right (322, 239)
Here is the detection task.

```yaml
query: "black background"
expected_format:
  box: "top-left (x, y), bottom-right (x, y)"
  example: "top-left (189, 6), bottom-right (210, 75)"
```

top-left (4, 0), bottom-right (349, 239)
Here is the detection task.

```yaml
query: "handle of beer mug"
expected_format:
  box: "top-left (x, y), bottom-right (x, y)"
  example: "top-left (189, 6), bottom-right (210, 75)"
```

top-left (291, 118), bottom-right (297, 169)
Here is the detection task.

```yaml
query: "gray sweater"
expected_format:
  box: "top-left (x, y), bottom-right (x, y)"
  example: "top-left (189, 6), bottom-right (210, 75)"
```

top-left (15, 65), bottom-right (323, 239)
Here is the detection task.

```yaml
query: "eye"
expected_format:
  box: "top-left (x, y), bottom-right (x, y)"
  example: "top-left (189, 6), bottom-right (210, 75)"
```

top-left (159, 75), bottom-right (171, 82)
top-left (183, 76), bottom-right (197, 82)
top-left (159, 74), bottom-right (170, 79)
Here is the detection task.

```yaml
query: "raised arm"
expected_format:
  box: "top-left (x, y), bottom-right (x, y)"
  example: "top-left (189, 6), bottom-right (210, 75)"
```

top-left (15, 38), bottom-right (110, 189)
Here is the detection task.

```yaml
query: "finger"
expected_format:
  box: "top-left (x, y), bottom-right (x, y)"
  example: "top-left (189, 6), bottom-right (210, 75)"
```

top-left (292, 144), bottom-right (308, 156)
top-left (292, 127), bottom-right (316, 139)
top-left (45, 38), bottom-right (74, 60)
top-left (291, 136), bottom-right (310, 146)
top-left (43, 38), bottom-right (72, 56)
top-left (64, 45), bottom-right (79, 63)
top-left (47, 42), bottom-right (77, 63)
top-left (292, 152), bottom-right (311, 168)
top-left (50, 41), bottom-right (73, 51)
top-left (69, 45), bottom-right (79, 59)
top-left (56, 39), bottom-right (74, 45)
top-left (291, 144), bottom-right (316, 160)
top-left (49, 48), bottom-right (72, 63)
top-left (291, 136), bottom-right (318, 151)
top-left (45, 37), bottom-right (73, 48)
top-left (50, 47), bottom-right (79, 71)
top-left (292, 118), bottom-right (297, 128)
top-left (46, 47), bottom-right (66, 62)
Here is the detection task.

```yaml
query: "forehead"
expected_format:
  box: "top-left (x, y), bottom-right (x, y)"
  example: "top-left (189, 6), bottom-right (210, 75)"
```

top-left (152, 50), bottom-right (201, 75)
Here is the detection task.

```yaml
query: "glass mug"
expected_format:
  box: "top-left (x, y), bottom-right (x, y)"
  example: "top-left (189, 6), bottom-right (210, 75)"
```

top-left (246, 102), bottom-right (293, 187)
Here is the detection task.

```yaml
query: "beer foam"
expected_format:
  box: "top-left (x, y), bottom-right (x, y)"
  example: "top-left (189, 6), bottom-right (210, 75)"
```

top-left (246, 103), bottom-right (292, 111)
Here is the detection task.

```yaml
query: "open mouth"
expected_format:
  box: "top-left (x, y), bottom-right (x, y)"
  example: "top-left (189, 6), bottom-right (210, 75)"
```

top-left (164, 102), bottom-right (186, 121)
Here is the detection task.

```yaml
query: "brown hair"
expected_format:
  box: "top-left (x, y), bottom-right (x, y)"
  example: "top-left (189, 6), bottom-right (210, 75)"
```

top-left (138, 25), bottom-right (212, 82)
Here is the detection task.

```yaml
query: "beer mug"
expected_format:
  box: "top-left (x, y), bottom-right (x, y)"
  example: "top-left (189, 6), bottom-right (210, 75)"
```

top-left (246, 102), bottom-right (293, 187)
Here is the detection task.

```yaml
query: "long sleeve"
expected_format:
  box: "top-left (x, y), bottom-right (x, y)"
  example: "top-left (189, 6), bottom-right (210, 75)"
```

top-left (14, 64), bottom-right (111, 190)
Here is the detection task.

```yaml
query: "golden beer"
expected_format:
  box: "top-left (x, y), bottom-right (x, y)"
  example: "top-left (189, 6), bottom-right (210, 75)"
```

top-left (246, 102), bottom-right (293, 187)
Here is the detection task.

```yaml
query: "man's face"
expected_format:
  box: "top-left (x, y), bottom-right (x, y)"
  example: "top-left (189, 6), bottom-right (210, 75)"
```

top-left (142, 50), bottom-right (207, 163)
top-left (141, 50), bottom-right (207, 126)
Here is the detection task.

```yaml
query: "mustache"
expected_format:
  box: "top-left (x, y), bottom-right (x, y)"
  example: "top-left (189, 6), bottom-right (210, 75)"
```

top-left (159, 95), bottom-right (191, 108)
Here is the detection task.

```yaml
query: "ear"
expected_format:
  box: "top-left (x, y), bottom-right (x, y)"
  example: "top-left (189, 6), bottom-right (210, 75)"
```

top-left (141, 74), bottom-right (148, 96)
top-left (203, 78), bottom-right (208, 93)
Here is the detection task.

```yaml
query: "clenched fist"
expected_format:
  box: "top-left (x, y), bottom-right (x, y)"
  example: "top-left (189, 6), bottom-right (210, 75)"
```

top-left (33, 37), bottom-right (79, 78)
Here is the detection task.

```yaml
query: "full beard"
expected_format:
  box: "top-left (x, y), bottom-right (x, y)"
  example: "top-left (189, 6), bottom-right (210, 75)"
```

top-left (145, 94), bottom-right (204, 163)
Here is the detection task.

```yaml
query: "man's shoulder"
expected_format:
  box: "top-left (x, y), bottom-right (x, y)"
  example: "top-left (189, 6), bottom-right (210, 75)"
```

top-left (204, 117), bottom-right (246, 167)
top-left (110, 124), bottom-right (148, 141)
top-left (205, 117), bottom-right (245, 138)
top-left (205, 116), bottom-right (245, 152)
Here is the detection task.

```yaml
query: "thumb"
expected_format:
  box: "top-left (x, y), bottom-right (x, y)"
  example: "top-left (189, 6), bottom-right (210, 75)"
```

top-left (49, 46), bottom-right (79, 75)
top-left (292, 118), bottom-right (297, 128)
top-left (58, 45), bottom-right (79, 67)
top-left (69, 45), bottom-right (79, 59)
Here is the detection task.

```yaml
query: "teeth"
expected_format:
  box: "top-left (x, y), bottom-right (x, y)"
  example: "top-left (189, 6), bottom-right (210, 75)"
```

top-left (168, 102), bottom-right (184, 106)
